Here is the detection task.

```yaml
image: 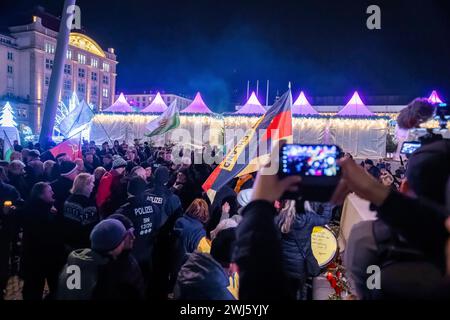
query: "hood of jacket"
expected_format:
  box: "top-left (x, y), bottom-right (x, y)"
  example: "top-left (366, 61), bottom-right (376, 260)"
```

top-left (175, 252), bottom-right (234, 300)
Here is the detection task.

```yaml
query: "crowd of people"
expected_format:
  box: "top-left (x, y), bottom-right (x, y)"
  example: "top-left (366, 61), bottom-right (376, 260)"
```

top-left (0, 135), bottom-right (449, 300)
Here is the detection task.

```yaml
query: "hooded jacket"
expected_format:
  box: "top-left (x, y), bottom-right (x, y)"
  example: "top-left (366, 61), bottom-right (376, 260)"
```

top-left (114, 194), bottom-right (162, 265)
top-left (57, 248), bottom-right (109, 300)
top-left (174, 252), bottom-right (235, 300)
top-left (97, 170), bottom-right (128, 217)
top-left (172, 215), bottom-right (209, 278)
top-left (276, 207), bottom-right (332, 280)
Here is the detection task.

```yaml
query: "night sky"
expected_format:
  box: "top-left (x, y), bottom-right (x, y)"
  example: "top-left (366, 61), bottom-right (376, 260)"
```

top-left (1, 0), bottom-right (449, 111)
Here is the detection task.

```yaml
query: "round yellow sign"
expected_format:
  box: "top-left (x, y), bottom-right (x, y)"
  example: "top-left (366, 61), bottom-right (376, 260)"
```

top-left (311, 226), bottom-right (338, 267)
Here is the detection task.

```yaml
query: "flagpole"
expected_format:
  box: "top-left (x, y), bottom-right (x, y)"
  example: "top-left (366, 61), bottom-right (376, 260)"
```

top-left (266, 80), bottom-right (269, 106)
top-left (39, 0), bottom-right (77, 147)
top-left (246, 81), bottom-right (250, 100)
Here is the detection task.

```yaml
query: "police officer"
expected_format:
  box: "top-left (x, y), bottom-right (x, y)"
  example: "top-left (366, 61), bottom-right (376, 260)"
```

top-left (113, 177), bottom-right (163, 289)
top-left (145, 166), bottom-right (183, 299)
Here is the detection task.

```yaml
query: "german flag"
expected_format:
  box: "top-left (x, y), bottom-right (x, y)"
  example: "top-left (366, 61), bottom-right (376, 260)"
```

top-left (202, 90), bottom-right (293, 201)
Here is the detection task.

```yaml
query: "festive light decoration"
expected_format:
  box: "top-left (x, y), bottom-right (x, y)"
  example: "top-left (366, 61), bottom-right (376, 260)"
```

top-left (0, 102), bottom-right (17, 127)
top-left (104, 93), bottom-right (134, 113)
top-left (142, 92), bottom-right (168, 113)
top-left (292, 91), bottom-right (319, 115)
top-left (338, 91), bottom-right (375, 117)
top-left (54, 100), bottom-right (70, 136)
top-left (428, 90), bottom-right (444, 104)
top-left (69, 91), bottom-right (80, 113)
top-left (181, 92), bottom-right (213, 114)
top-left (235, 91), bottom-right (266, 115)
top-left (90, 113), bottom-right (223, 145)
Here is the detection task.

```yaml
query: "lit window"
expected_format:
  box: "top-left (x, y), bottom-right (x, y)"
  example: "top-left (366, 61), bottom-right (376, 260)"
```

top-left (7, 52), bottom-right (13, 60)
top-left (45, 59), bottom-right (53, 70)
top-left (64, 79), bottom-right (71, 91)
top-left (102, 62), bottom-right (110, 72)
top-left (78, 68), bottom-right (85, 78)
top-left (45, 43), bottom-right (55, 54)
top-left (66, 50), bottom-right (72, 60)
top-left (102, 88), bottom-right (109, 98)
top-left (64, 64), bottom-right (72, 75)
top-left (91, 72), bottom-right (97, 81)
top-left (91, 58), bottom-right (98, 68)
top-left (77, 82), bottom-right (85, 93)
top-left (78, 53), bottom-right (86, 64)
top-left (7, 65), bottom-right (13, 74)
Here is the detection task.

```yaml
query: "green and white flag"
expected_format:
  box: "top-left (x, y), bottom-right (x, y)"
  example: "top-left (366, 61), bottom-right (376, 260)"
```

top-left (146, 99), bottom-right (180, 137)
top-left (2, 130), bottom-right (14, 162)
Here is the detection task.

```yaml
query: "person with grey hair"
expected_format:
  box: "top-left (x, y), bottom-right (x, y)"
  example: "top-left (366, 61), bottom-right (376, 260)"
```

top-left (43, 160), bottom-right (58, 182)
top-left (8, 160), bottom-right (29, 200)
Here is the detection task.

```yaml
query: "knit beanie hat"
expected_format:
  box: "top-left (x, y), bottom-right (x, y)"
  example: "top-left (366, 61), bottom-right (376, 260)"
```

top-left (90, 219), bottom-right (127, 253)
top-left (112, 157), bottom-right (127, 169)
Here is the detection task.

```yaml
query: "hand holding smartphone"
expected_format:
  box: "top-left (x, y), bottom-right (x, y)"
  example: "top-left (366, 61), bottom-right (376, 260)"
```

top-left (279, 144), bottom-right (342, 202)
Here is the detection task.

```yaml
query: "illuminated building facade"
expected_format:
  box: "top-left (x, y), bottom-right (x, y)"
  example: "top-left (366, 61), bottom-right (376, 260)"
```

top-left (0, 12), bottom-right (117, 133)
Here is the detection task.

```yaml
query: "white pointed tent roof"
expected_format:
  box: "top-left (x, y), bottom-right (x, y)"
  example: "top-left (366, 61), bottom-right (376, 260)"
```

top-left (104, 93), bottom-right (134, 113)
top-left (142, 92), bottom-right (168, 113)
top-left (337, 91), bottom-right (375, 116)
top-left (292, 91), bottom-right (319, 115)
top-left (428, 90), bottom-right (444, 104)
top-left (181, 92), bottom-right (213, 114)
top-left (235, 92), bottom-right (266, 115)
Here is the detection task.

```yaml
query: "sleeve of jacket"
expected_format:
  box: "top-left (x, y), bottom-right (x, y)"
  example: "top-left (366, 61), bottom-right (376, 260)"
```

top-left (376, 191), bottom-right (449, 265)
top-left (96, 174), bottom-right (112, 208)
top-left (234, 200), bottom-right (289, 300)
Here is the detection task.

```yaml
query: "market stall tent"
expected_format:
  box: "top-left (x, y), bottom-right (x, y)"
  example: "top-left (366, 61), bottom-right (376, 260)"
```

top-left (181, 92), bottom-right (213, 114)
top-left (104, 93), bottom-right (134, 113)
top-left (235, 92), bottom-right (266, 115)
top-left (337, 91), bottom-right (375, 116)
top-left (292, 91), bottom-right (319, 115)
top-left (141, 92), bottom-right (168, 113)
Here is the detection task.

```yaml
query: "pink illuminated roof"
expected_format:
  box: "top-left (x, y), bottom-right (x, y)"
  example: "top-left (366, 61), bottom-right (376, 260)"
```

top-left (141, 92), bottom-right (168, 113)
top-left (235, 92), bottom-right (266, 115)
top-left (292, 91), bottom-right (319, 115)
top-left (181, 92), bottom-right (213, 114)
top-left (104, 93), bottom-right (134, 113)
top-left (337, 91), bottom-right (375, 116)
top-left (428, 90), bottom-right (444, 104)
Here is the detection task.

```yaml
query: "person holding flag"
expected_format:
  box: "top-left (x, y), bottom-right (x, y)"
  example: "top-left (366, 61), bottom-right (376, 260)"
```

top-left (202, 90), bottom-right (294, 202)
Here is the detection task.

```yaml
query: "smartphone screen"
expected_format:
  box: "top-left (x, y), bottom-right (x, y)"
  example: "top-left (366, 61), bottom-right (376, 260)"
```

top-left (281, 144), bottom-right (341, 177)
top-left (400, 141), bottom-right (421, 155)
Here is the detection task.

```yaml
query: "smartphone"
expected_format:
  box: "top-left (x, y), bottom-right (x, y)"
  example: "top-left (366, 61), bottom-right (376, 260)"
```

top-left (400, 141), bottom-right (421, 156)
top-left (279, 144), bottom-right (342, 201)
